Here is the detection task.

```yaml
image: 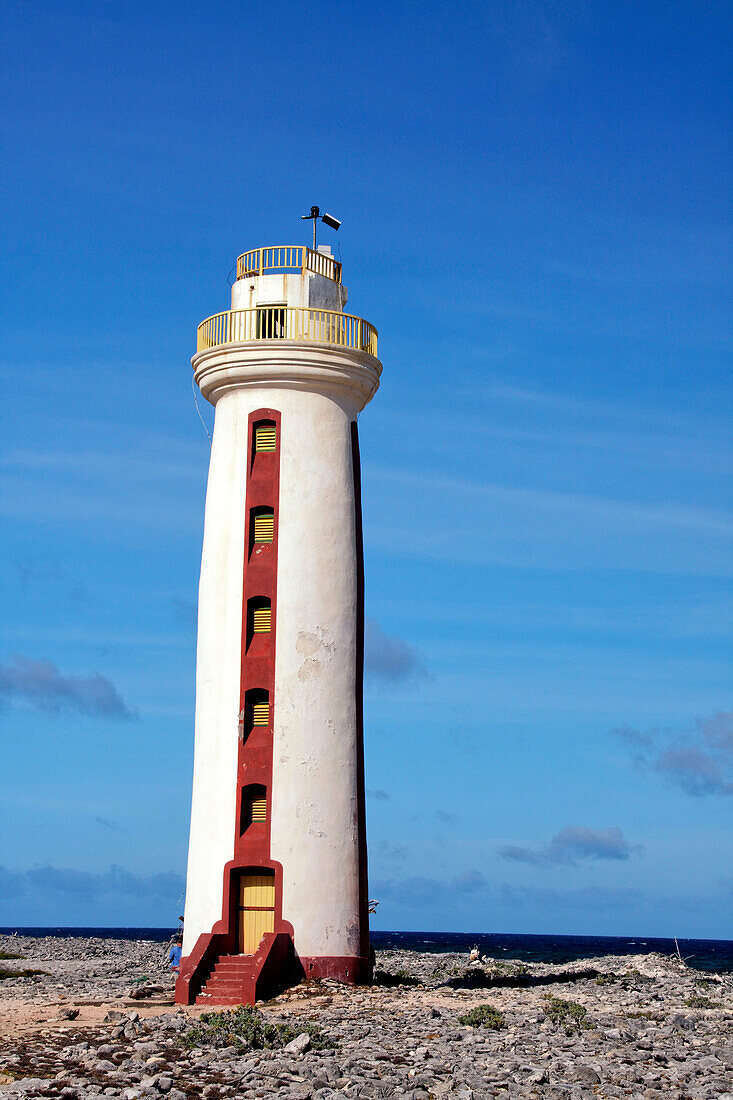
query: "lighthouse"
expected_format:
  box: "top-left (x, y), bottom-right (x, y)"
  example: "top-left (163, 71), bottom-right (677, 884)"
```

top-left (176, 240), bottom-right (382, 1005)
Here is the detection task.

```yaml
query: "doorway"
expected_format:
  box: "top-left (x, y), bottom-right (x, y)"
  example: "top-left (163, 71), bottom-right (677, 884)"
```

top-left (236, 870), bottom-right (275, 955)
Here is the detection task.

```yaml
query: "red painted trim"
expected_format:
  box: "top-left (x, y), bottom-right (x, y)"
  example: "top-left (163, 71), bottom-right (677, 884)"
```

top-left (177, 408), bottom-right (285, 1005)
top-left (299, 955), bottom-right (372, 984)
top-left (175, 856), bottom-right (296, 1005)
top-left (176, 928), bottom-right (231, 1004)
top-left (234, 409), bottom-right (281, 872)
top-left (220, 858), bottom-right (294, 944)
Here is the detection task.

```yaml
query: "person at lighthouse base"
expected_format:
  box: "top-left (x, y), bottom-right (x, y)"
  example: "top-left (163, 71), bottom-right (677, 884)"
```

top-left (168, 936), bottom-right (183, 972)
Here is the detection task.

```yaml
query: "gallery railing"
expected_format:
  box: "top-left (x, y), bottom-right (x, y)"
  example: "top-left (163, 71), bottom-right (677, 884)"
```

top-left (236, 246), bottom-right (342, 285)
top-left (196, 307), bottom-right (377, 357)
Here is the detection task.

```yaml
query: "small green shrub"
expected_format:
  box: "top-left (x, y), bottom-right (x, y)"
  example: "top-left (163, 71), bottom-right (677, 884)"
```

top-left (685, 994), bottom-right (722, 1009)
top-left (458, 1003), bottom-right (505, 1029)
top-left (0, 968), bottom-right (46, 981)
top-left (486, 960), bottom-right (528, 977)
top-left (0, 952), bottom-right (25, 961)
top-left (183, 1006), bottom-right (334, 1051)
top-left (0, 1066), bottom-right (24, 1081)
top-left (598, 972), bottom-right (638, 990)
top-left (542, 995), bottom-right (593, 1032)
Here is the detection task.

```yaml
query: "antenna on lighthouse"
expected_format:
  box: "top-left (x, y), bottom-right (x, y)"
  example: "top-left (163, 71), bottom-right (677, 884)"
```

top-left (301, 206), bottom-right (341, 251)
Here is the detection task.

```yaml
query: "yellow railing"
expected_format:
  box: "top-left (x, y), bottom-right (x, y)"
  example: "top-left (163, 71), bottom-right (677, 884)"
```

top-left (236, 245), bottom-right (342, 285)
top-left (196, 307), bottom-right (378, 357)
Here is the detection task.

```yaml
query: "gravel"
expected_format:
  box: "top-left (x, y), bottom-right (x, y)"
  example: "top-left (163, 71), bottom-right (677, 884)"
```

top-left (0, 934), bottom-right (730, 1098)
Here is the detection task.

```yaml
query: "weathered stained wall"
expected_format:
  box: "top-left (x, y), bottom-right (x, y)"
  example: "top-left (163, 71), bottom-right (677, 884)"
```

top-left (269, 388), bottom-right (361, 960)
top-left (182, 387), bottom-right (246, 955)
top-left (231, 269), bottom-right (345, 313)
top-left (183, 339), bottom-right (380, 965)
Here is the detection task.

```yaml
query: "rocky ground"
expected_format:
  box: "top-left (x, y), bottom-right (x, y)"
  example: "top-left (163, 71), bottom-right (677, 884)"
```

top-left (0, 935), bottom-right (730, 1099)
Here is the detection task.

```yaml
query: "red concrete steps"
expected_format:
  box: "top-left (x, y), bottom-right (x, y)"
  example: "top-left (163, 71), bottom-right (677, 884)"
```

top-left (179, 932), bottom-right (295, 1006)
top-left (196, 954), bottom-right (256, 1005)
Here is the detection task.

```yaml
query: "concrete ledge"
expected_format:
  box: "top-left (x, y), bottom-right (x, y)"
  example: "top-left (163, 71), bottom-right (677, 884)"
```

top-left (192, 341), bottom-right (382, 410)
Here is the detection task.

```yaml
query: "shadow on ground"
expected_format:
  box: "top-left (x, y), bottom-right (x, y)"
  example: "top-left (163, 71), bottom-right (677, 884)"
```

top-left (445, 968), bottom-right (601, 990)
top-left (372, 969), bottom-right (422, 988)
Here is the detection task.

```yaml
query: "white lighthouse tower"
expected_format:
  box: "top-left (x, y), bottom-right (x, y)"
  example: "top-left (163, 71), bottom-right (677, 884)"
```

top-left (176, 238), bottom-right (381, 1005)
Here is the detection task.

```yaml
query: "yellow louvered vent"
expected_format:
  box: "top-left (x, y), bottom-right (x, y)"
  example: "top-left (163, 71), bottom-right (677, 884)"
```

top-left (253, 511), bottom-right (274, 543)
top-left (250, 796), bottom-right (267, 822)
top-left (255, 425), bottom-right (277, 452)
top-left (252, 606), bottom-right (271, 633)
top-left (252, 701), bottom-right (269, 726)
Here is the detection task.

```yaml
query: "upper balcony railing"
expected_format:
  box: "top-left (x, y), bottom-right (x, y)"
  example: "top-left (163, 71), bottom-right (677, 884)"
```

top-left (196, 307), bottom-right (378, 357)
top-left (236, 245), bottom-right (342, 285)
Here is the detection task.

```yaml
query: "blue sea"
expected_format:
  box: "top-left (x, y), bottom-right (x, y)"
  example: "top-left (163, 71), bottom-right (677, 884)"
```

top-left (2, 927), bottom-right (731, 974)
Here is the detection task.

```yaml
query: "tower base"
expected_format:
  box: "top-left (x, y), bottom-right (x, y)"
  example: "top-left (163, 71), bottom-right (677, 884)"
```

top-left (175, 935), bottom-right (373, 1006)
top-left (298, 955), bottom-right (372, 985)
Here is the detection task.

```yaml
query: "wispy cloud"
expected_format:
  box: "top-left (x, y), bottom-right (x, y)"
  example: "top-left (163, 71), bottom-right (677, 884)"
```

top-left (487, 0), bottom-right (583, 79)
top-left (0, 655), bottom-right (135, 719)
top-left (436, 809), bottom-right (456, 823)
top-left (0, 430), bottom-right (205, 532)
top-left (499, 883), bottom-right (643, 911)
top-left (373, 869), bottom-right (488, 908)
top-left (470, 381), bottom-right (723, 436)
top-left (169, 596), bottom-right (197, 626)
top-left (452, 870), bottom-right (487, 894)
top-left (499, 826), bottom-right (641, 866)
top-left (372, 841), bottom-right (408, 865)
top-left (364, 466), bottom-right (733, 576)
top-left (0, 864), bottom-right (182, 903)
top-left (612, 710), bottom-right (733, 797)
top-left (365, 619), bottom-right (423, 682)
top-left (377, 875), bottom-right (439, 907)
top-left (375, 467), bottom-right (732, 539)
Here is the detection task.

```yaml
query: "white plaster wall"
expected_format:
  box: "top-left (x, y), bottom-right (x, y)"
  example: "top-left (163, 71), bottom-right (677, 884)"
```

top-left (182, 389), bottom-right (248, 956)
top-left (269, 389), bottom-right (362, 959)
top-left (231, 271), bottom-right (344, 312)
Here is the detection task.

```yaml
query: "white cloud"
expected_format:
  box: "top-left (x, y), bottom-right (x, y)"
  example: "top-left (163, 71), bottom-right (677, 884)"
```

top-left (499, 826), bottom-right (641, 866)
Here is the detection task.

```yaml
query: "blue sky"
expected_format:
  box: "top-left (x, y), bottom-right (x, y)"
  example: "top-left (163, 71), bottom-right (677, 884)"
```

top-left (1, 0), bottom-right (730, 938)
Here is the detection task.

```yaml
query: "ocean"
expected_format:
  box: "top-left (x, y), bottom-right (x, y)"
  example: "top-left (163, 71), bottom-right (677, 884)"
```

top-left (2, 927), bottom-right (731, 974)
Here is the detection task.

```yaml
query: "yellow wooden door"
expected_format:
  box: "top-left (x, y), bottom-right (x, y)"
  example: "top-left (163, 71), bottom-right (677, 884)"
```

top-left (254, 425), bottom-right (277, 452)
top-left (237, 873), bottom-right (275, 955)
